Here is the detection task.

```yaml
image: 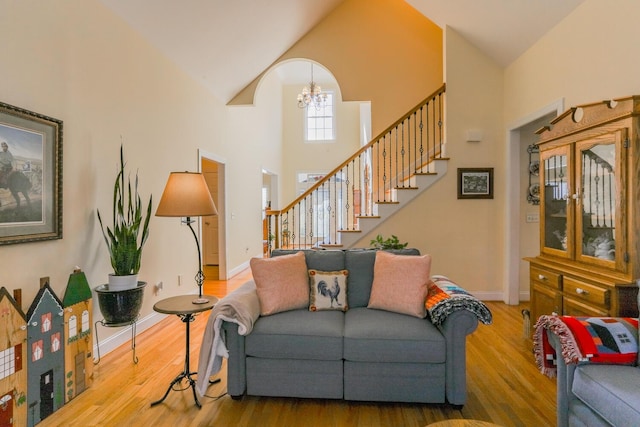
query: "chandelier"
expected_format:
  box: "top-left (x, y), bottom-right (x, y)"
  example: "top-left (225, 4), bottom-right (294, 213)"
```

top-left (297, 64), bottom-right (327, 109)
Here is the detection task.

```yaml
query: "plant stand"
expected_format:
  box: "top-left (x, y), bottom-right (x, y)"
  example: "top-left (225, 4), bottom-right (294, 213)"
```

top-left (93, 318), bottom-right (139, 364)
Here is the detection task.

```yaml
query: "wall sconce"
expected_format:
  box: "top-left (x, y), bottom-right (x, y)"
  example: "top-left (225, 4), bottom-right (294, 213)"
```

top-left (466, 129), bottom-right (483, 143)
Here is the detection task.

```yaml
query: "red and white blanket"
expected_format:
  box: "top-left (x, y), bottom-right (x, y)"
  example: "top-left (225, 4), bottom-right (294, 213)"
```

top-left (534, 314), bottom-right (638, 378)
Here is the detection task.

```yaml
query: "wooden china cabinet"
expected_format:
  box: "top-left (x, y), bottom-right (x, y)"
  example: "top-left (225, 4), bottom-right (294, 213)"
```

top-left (527, 96), bottom-right (640, 324)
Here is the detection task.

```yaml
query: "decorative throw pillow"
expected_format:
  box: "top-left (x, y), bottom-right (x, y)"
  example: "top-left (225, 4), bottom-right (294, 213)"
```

top-left (309, 270), bottom-right (349, 312)
top-left (250, 251), bottom-right (309, 316)
top-left (367, 251), bottom-right (431, 318)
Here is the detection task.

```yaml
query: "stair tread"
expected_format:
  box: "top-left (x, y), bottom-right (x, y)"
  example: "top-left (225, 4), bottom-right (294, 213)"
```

top-left (338, 229), bottom-right (361, 233)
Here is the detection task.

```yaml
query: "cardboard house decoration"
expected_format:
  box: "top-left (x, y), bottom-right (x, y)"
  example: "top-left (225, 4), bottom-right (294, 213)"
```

top-left (0, 287), bottom-right (28, 427)
top-left (61, 270), bottom-right (93, 403)
top-left (26, 283), bottom-right (65, 427)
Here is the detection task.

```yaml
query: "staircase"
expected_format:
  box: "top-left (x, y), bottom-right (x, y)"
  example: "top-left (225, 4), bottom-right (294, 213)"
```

top-left (267, 84), bottom-right (447, 251)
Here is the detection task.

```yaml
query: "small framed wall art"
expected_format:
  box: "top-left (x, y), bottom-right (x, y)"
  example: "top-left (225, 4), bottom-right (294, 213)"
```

top-left (457, 167), bottom-right (493, 199)
top-left (0, 101), bottom-right (63, 245)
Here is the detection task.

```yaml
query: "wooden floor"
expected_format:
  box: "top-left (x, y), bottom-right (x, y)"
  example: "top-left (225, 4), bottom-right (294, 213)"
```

top-left (40, 270), bottom-right (556, 427)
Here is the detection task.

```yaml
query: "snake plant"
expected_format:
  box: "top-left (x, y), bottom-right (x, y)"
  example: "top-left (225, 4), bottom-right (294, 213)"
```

top-left (97, 145), bottom-right (152, 276)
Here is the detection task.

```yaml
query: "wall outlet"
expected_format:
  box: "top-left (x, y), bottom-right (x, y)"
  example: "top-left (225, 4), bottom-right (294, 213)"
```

top-left (526, 213), bottom-right (539, 223)
top-left (155, 281), bottom-right (163, 295)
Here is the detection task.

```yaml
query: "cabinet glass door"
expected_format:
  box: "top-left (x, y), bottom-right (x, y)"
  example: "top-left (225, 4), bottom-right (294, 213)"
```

top-left (576, 131), bottom-right (625, 269)
top-left (541, 146), bottom-right (572, 257)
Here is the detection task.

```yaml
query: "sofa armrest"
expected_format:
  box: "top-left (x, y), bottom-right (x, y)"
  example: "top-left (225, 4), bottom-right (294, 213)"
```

top-left (548, 331), bottom-right (575, 427)
top-left (437, 309), bottom-right (479, 405)
top-left (222, 321), bottom-right (247, 397)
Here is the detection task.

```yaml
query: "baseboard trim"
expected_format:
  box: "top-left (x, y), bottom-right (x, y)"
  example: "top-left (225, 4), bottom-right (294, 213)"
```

top-left (467, 291), bottom-right (530, 304)
top-left (229, 259), bottom-right (250, 278)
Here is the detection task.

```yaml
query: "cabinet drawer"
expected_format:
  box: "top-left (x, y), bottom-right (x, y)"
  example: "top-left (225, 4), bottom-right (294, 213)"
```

top-left (532, 283), bottom-right (562, 316)
top-left (563, 277), bottom-right (610, 308)
top-left (564, 296), bottom-right (609, 317)
top-left (530, 267), bottom-right (561, 289)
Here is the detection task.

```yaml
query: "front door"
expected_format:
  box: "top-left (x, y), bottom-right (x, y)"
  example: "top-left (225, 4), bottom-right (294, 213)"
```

top-left (203, 164), bottom-right (219, 266)
top-left (0, 392), bottom-right (13, 427)
top-left (40, 370), bottom-right (54, 419)
top-left (75, 352), bottom-right (85, 395)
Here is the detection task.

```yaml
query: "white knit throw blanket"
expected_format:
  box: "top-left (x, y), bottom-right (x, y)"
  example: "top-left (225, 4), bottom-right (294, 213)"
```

top-left (196, 280), bottom-right (261, 397)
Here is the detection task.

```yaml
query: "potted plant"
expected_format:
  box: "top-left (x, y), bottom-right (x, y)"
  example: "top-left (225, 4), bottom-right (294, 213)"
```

top-left (97, 144), bottom-right (152, 290)
top-left (94, 145), bottom-right (152, 324)
top-left (369, 234), bottom-right (408, 250)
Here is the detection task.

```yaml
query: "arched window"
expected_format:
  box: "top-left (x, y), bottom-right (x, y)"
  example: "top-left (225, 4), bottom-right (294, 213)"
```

top-left (69, 315), bottom-right (77, 339)
top-left (81, 310), bottom-right (90, 333)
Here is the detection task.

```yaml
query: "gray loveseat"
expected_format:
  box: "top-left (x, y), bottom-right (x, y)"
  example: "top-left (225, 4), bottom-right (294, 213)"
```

top-left (549, 327), bottom-right (640, 426)
top-left (221, 249), bottom-right (479, 405)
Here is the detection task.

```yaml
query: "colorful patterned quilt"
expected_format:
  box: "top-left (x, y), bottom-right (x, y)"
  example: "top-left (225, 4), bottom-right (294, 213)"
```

top-left (534, 314), bottom-right (638, 378)
top-left (425, 275), bottom-right (493, 326)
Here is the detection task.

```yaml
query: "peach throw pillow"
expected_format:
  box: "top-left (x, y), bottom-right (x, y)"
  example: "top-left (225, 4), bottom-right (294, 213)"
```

top-left (367, 251), bottom-right (432, 318)
top-left (250, 251), bottom-right (309, 316)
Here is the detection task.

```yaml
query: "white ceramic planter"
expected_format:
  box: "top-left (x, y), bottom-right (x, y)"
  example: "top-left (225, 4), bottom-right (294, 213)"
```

top-left (108, 273), bottom-right (138, 291)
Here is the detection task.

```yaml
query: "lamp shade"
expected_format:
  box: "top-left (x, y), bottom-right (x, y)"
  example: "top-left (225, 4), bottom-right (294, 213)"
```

top-left (155, 172), bottom-right (218, 217)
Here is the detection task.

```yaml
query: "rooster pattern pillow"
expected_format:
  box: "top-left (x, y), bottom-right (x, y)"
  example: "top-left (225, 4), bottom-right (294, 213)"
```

top-left (308, 270), bottom-right (349, 312)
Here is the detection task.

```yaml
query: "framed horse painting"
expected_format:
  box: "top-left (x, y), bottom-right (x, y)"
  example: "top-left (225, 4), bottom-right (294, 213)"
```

top-left (0, 102), bottom-right (62, 245)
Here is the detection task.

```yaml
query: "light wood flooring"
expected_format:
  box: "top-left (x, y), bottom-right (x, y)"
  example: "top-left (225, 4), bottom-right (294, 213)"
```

top-left (39, 270), bottom-right (556, 427)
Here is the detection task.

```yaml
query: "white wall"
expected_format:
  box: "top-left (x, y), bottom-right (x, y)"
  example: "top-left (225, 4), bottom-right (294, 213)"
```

top-left (281, 83), bottom-right (362, 204)
top-left (504, 0), bottom-right (640, 123)
top-left (349, 27), bottom-right (505, 299)
top-left (0, 0), bottom-right (283, 347)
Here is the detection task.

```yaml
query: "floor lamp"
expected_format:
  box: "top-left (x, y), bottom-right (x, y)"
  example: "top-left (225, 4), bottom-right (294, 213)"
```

top-left (156, 172), bottom-right (218, 304)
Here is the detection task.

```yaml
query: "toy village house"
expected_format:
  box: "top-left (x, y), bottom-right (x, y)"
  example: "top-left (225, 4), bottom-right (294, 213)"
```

top-left (0, 287), bottom-right (27, 427)
top-left (25, 283), bottom-right (65, 427)
top-left (61, 270), bottom-right (93, 404)
top-left (0, 269), bottom-right (93, 427)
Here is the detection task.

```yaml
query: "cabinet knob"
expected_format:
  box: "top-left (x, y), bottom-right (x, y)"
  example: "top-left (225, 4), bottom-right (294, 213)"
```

top-left (576, 288), bottom-right (589, 295)
top-left (538, 274), bottom-right (547, 280)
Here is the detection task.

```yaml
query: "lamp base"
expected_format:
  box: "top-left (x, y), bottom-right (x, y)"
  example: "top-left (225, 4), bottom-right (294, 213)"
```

top-left (192, 297), bottom-right (209, 305)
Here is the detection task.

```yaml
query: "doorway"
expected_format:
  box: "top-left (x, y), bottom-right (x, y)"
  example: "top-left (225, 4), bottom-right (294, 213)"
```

top-left (200, 151), bottom-right (227, 280)
top-left (262, 169), bottom-right (278, 255)
top-left (0, 392), bottom-right (12, 427)
top-left (40, 369), bottom-right (54, 419)
top-left (505, 99), bottom-right (563, 304)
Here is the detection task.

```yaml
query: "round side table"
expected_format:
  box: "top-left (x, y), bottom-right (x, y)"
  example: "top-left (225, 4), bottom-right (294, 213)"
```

top-left (150, 294), bottom-right (219, 408)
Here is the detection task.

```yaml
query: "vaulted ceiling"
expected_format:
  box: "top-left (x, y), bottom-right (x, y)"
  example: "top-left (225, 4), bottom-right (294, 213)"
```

top-left (99, 0), bottom-right (584, 104)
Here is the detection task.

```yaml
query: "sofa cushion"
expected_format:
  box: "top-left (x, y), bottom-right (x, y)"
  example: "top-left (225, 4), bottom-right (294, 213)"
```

top-left (344, 360), bottom-right (445, 403)
top-left (367, 251), bottom-right (431, 318)
top-left (309, 269), bottom-right (349, 311)
top-left (250, 251), bottom-right (309, 316)
top-left (572, 364), bottom-right (640, 426)
top-left (343, 307), bottom-right (446, 364)
top-left (246, 309), bottom-right (344, 360)
top-left (246, 358), bottom-right (343, 399)
top-left (345, 248), bottom-right (421, 308)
